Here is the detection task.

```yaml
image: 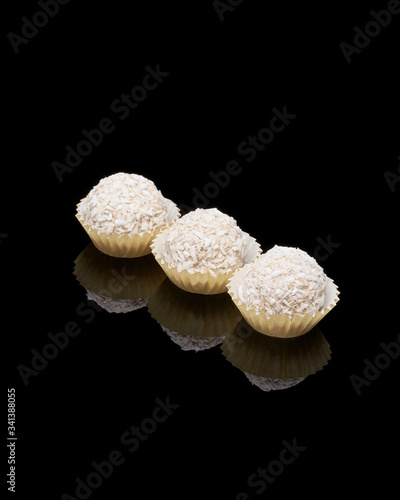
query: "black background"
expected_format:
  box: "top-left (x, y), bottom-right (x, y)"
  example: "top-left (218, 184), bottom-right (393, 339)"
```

top-left (3, 0), bottom-right (400, 498)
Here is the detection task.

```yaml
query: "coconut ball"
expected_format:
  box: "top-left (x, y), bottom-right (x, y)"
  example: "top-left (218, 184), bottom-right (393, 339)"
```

top-left (77, 172), bottom-right (169, 236)
top-left (160, 208), bottom-right (246, 277)
top-left (238, 245), bottom-right (327, 318)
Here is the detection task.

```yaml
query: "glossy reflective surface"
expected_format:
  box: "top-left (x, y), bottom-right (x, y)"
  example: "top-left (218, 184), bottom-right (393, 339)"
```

top-left (4, 1), bottom-right (399, 497)
top-left (75, 244), bottom-right (332, 392)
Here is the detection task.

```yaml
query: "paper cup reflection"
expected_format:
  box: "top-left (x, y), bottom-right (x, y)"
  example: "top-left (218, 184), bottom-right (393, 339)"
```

top-left (147, 279), bottom-right (242, 351)
top-left (221, 319), bottom-right (331, 391)
top-left (73, 243), bottom-right (166, 312)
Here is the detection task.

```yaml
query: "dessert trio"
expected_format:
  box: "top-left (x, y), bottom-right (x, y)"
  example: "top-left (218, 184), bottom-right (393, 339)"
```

top-left (76, 172), bottom-right (339, 337)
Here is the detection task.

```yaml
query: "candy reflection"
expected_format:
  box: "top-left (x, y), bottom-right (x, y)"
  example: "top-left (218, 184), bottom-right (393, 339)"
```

top-left (221, 319), bottom-right (331, 391)
top-left (147, 278), bottom-right (242, 351)
top-left (73, 243), bottom-right (166, 313)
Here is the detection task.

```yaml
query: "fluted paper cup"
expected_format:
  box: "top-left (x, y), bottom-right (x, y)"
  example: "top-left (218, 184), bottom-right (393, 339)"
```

top-left (227, 266), bottom-right (339, 338)
top-left (76, 198), bottom-right (180, 258)
top-left (151, 230), bottom-right (261, 295)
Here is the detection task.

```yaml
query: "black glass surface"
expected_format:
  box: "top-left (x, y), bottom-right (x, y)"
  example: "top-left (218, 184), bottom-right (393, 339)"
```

top-left (4, 1), bottom-right (399, 498)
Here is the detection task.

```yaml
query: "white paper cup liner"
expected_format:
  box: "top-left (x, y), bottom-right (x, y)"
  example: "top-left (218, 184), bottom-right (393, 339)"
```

top-left (76, 198), bottom-right (180, 258)
top-left (227, 265), bottom-right (339, 338)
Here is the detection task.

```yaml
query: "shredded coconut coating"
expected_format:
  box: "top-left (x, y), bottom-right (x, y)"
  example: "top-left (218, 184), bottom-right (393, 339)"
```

top-left (77, 173), bottom-right (168, 236)
top-left (238, 245), bottom-right (327, 318)
top-left (244, 373), bottom-right (305, 391)
top-left (161, 326), bottom-right (224, 351)
top-left (86, 290), bottom-right (147, 313)
top-left (160, 208), bottom-right (246, 277)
